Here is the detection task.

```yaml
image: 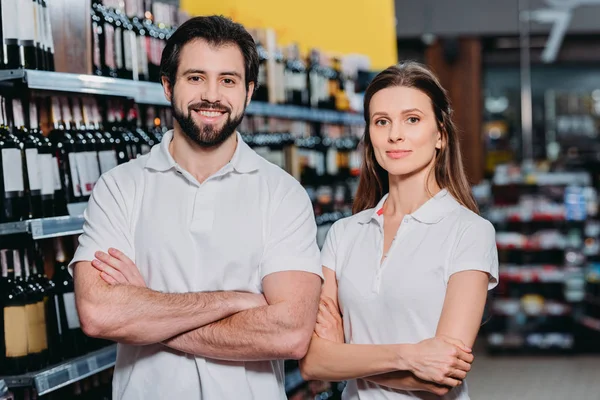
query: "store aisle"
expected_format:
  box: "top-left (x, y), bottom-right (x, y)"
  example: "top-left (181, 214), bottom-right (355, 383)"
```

top-left (468, 354), bottom-right (600, 400)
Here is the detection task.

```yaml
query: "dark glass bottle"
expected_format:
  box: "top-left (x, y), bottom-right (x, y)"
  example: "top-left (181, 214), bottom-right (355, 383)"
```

top-left (0, 249), bottom-right (29, 375)
top-left (1, 0), bottom-right (22, 69)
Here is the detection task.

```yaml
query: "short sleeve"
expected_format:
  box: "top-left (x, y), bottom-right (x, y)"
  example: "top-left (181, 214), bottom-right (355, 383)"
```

top-left (321, 220), bottom-right (344, 272)
top-left (68, 174), bottom-right (135, 276)
top-left (447, 219), bottom-right (499, 290)
top-left (260, 184), bottom-right (322, 280)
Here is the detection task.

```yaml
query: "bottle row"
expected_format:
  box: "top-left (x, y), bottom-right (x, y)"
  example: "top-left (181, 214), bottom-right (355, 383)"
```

top-left (90, 0), bottom-right (180, 82)
top-left (0, 94), bottom-right (172, 223)
top-left (0, 0), bottom-right (178, 74)
top-left (1, 237), bottom-right (111, 377)
top-left (0, 0), bottom-right (55, 71)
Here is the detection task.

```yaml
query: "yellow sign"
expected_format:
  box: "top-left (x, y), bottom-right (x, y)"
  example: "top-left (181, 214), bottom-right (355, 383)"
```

top-left (180, 0), bottom-right (398, 70)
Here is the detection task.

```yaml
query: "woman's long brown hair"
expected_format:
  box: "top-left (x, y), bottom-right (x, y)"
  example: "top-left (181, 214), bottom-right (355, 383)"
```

top-left (352, 61), bottom-right (478, 214)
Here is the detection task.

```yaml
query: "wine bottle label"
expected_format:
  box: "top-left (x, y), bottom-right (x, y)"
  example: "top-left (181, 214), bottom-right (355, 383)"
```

top-left (93, 21), bottom-right (102, 70)
top-left (75, 152), bottom-right (92, 196)
top-left (86, 151), bottom-right (101, 187)
top-left (30, 101), bottom-right (39, 128)
top-left (326, 148), bottom-right (338, 175)
top-left (32, 0), bottom-right (40, 46)
top-left (4, 306), bottom-right (28, 358)
top-left (104, 23), bottom-right (116, 70)
top-left (2, 0), bottom-right (20, 40)
top-left (38, 301), bottom-right (48, 350)
top-left (137, 35), bottom-right (148, 76)
top-left (124, 30), bottom-right (135, 73)
top-left (26, 148), bottom-right (42, 190)
top-left (26, 302), bottom-right (46, 353)
top-left (39, 154), bottom-right (55, 195)
top-left (68, 152), bottom-right (82, 197)
top-left (18, 0), bottom-right (36, 42)
top-left (62, 292), bottom-right (81, 329)
top-left (43, 1), bottom-right (53, 51)
top-left (51, 156), bottom-right (62, 191)
top-left (2, 148), bottom-right (25, 192)
top-left (99, 150), bottom-right (118, 174)
top-left (114, 27), bottom-right (124, 70)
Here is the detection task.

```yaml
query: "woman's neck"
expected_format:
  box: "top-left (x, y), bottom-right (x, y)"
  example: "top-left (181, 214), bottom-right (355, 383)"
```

top-left (385, 164), bottom-right (441, 217)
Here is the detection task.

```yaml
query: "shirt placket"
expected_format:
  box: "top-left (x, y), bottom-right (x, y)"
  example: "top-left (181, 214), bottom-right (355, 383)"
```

top-left (372, 215), bottom-right (413, 293)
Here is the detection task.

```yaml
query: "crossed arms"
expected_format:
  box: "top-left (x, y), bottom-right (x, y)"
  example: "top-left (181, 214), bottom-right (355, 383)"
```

top-left (74, 250), bottom-right (321, 361)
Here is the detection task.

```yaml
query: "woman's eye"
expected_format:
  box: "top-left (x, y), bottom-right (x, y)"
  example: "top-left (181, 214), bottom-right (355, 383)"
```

top-left (407, 117), bottom-right (420, 124)
top-left (375, 119), bottom-right (388, 126)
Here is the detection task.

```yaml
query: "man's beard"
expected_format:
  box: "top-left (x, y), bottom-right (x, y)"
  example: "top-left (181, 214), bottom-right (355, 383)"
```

top-left (171, 97), bottom-right (245, 149)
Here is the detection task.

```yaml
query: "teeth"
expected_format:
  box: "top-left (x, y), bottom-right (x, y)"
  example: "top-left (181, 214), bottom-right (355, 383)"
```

top-left (197, 110), bottom-right (223, 117)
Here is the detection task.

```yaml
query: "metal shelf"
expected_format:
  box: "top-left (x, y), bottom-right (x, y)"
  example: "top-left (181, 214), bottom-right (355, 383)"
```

top-left (0, 70), bottom-right (364, 125)
top-left (0, 345), bottom-right (116, 396)
top-left (0, 215), bottom-right (85, 239)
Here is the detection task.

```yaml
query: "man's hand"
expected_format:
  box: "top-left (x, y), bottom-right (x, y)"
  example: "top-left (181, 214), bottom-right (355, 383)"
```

top-left (314, 296), bottom-right (344, 343)
top-left (92, 248), bottom-right (146, 287)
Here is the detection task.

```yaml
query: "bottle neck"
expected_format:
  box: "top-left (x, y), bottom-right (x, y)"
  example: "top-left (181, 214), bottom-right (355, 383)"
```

top-left (1, 250), bottom-right (9, 278)
top-left (54, 238), bottom-right (67, 264)
top-left (12, 250), bottom-right (23, 279)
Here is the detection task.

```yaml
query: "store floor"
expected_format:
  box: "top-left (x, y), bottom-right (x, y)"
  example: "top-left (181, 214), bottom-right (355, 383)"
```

top-left (467, 353), bottom-right (600, 400)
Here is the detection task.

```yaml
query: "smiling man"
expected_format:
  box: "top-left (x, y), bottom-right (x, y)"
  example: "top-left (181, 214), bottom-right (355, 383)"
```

top-left (69, 16), bottom-right (323, 400)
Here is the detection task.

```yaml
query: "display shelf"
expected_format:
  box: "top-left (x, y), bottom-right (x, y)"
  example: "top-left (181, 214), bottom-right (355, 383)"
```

top-left (0, 70), bottom-right (364, 125)
top-left (0, 215), bottom-right (85, 239)
top-left (0, 345), bottom-right (116, 396)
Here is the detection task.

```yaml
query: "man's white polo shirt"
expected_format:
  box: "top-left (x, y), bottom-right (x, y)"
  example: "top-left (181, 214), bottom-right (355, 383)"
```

top-left (69, 130), bottom-right (323, 400)
top-left (321, 189), bottom-right (499, 400)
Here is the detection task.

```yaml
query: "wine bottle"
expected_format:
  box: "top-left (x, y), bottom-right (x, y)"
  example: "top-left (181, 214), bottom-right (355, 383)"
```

top-left (18, 0), bottom-right (38, 69)
top-left (0, 249), bottom-right (29, 375)
top-left (48, 96), bottom-right (83, 211)
top-left (2, 0), bottom-right (21, 69)
top-left (21, 249), bottom-right (49, 371)
top-left (1, 97), bottom-right (27, 222)
top-left (52, 238), bottom-right (85, 358)
top-left (41, 0), bottom-right (54, 71)
top-left (12, 98), bottom-right (43, 219)
top-left (91, 2), bottom-right (104, 76)
top-left (284, 44), bottom-right (308, 107)
top-left (32, 0), bottom-right (45, 70)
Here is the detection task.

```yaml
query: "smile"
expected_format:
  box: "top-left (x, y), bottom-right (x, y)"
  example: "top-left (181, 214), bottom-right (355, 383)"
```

top-left (192, 109), bottom-right (228, 123)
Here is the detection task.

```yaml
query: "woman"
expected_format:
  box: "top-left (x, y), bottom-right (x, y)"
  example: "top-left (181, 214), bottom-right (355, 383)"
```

top-left (300, 61), bottom-right (498, 399)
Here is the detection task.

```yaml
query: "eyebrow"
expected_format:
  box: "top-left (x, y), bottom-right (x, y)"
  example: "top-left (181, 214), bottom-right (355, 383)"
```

top-left (371, 108), bottom-right (424, 118)
top-left (181, 69), bottom-right (243, 79)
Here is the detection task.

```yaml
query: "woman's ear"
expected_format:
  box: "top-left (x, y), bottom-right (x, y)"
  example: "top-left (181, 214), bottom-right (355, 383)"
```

top-left (436, 130), bottom-right (443, 150)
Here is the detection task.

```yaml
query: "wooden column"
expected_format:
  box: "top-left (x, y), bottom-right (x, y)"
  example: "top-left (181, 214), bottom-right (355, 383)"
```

top-left (425, 37), bottom-right (484, 184)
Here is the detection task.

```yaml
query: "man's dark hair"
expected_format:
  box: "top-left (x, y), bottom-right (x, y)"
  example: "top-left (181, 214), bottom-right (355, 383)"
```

top-left (160, 15), bottom-right (259, 94)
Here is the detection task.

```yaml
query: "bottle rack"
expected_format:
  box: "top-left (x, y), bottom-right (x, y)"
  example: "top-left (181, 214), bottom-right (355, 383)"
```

top-left (0, 70), bottom-right (365, 125)
top-left (479, 165), bottom-right (600, 353)
top-left (1, 346), bottom-right (116, 397)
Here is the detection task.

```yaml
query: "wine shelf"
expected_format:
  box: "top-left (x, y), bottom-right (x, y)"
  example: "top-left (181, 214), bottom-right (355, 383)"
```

top-left (0, 215), bottom-right (85, 239)
top-left (0, 345), bottom-right (117, 396)
top-left (0, 70), bottom-right (365, 125)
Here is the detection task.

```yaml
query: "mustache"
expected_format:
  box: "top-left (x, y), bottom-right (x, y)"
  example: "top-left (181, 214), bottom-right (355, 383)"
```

top-left (188, 102), bottom-right (231, 113)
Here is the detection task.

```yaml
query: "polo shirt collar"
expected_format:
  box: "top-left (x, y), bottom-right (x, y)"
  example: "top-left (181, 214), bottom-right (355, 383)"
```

top-left (357, 189), bottom-right (459, 225)
top-left (144, 130), bottom-right (261, 174)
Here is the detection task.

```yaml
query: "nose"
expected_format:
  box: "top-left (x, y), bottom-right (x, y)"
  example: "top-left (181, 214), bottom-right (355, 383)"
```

top-left (388, 123), bottom-right (404, 143)
top-left (201, 80), bottom-right (221, 103)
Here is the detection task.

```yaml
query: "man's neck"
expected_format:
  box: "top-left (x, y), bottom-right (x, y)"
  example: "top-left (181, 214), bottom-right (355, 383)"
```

top-left (169, 127), bottom-right (238, 184)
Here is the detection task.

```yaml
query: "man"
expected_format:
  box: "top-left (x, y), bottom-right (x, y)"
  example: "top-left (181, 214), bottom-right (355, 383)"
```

top-left (70, 16), bottom-right (323, 399)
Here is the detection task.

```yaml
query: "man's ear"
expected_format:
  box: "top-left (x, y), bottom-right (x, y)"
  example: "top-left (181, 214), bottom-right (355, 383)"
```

top-left (161, 76), bottom-right (173, 103)
top-left (246, 82), bottom-right (255, 107)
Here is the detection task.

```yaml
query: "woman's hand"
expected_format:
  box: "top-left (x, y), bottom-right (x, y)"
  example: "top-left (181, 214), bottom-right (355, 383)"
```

top-left (314, 296), bottom-right (344, 343)
top-left (405, 336), bottom-right (474, 388)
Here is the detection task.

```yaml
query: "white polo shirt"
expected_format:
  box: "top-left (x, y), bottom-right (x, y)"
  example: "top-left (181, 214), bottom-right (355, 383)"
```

top-left (70, 130), bottom-right (323, 400)
top-left (321, 189), bottom-right (499, 400)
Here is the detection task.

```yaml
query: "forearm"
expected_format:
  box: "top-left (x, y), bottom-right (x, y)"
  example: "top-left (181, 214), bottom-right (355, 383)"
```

top-left (164, 301), bottom-right (311, 361)
top-left (78, 281), bottom-right (248, 345)
top-left (364, 372), bottom-right (447, 394)
top-left (299, 336), bottom-right (412, 382)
